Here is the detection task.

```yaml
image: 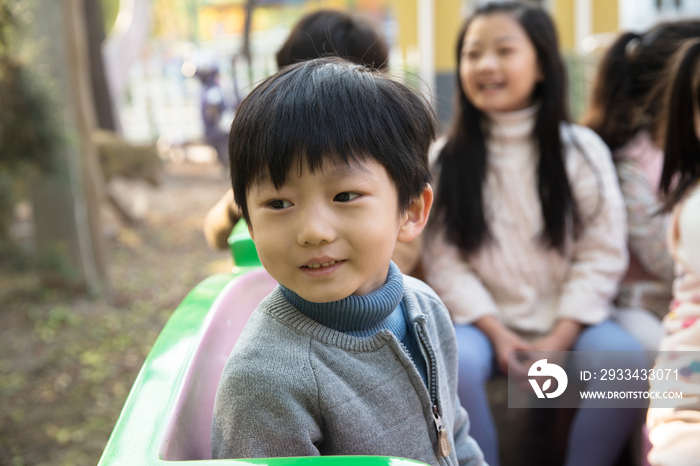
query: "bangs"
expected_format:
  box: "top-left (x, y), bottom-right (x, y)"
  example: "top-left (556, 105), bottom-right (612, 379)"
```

top-left (230, 58), bottom-right (436, 221)
top-left (241, 65), bottom-right (385, 189)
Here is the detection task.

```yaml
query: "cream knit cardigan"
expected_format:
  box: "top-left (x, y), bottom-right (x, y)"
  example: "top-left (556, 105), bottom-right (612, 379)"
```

top-left (423, 106), bottom-right (628, 335)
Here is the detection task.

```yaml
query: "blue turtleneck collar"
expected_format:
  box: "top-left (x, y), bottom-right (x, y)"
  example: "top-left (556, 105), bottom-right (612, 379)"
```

top-left (280, 262), bottom-right (405, 338)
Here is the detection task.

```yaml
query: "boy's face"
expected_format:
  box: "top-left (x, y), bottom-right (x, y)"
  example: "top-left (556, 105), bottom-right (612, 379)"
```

top-left (247, 158), bottom-right (409, 303)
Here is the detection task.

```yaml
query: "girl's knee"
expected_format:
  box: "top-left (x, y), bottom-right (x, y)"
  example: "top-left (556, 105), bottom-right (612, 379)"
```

top-left (454, 325), bottom-right (494, 381)
top-left (614, 308), bottom-right (663, 352)
top-left (575, 320), bottom-right (645, 353)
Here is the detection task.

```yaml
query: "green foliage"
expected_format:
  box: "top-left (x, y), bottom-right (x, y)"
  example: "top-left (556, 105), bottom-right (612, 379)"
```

top-left (0, 60), bottom-right (56, 173)
top-left (0, 1), bottom-right (58, 175)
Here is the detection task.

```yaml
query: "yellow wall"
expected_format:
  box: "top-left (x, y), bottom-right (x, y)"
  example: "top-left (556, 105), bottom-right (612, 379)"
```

top-left (552, 0), bottom-right (618, 50)
top-left (391, 0), bottom-right (461, 72)
top-left (553, 0), bottom-right (575, 50)
top-left (592, 0), bottom-right (618, 35)
top-left (434, 0), bottom-right (462, 72)
top-left (392, 0), bottom-right (417, 55)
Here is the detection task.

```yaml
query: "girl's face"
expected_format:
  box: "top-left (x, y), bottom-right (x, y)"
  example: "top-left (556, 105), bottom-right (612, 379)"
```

top-left (460, 13), bottom-right (542, 113)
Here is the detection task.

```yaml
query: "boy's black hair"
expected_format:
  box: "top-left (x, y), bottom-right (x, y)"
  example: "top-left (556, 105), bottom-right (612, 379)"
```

top-left (229, 58), bottom-right (436, 224)
top-left (582, 21), bottom-right (700, 153)
top-left (659, 38), bottom-right (700, 212)
top-left (433, 0), bottom-right (580, 256)
top-left (276, 10), bottom-right (389, 71)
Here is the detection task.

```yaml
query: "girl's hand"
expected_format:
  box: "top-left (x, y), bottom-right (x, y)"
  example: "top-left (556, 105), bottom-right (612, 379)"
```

top-left (474, 316), bottom-right (534, 377)
top-left (531, 319), bottom-right (583, 353)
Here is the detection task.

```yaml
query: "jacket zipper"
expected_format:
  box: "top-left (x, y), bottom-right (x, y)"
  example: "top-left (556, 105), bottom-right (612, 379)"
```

top-left (415, 324), bottom-right (451, 458)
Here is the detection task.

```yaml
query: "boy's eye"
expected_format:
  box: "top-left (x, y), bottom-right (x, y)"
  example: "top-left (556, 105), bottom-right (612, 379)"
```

top-left (268, 199), bottom-right (292, 209)
top-left (498, 47), bottom-right (514, 56)
top-left (334, 192), bottom-right (360, 202)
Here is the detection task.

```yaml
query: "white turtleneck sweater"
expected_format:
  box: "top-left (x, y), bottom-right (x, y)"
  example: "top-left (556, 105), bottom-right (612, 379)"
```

top-left (423, 106), bottom-right (628, 335)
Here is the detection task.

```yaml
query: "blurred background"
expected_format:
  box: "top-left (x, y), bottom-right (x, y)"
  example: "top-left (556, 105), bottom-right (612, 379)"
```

top-left (1, 0), bottom-right (699, 465)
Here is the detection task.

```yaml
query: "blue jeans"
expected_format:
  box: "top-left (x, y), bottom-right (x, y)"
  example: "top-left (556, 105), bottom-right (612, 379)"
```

top-left (455, 320), bottom-right (645, 466)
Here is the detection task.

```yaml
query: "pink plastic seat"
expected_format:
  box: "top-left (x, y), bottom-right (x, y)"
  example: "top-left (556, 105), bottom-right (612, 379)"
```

top-left (160, 268), bottom-right (278, 460)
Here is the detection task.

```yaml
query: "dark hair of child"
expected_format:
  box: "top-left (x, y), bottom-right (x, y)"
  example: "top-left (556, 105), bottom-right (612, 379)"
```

top-left (659, 38), bottom-right (700, 211)
top-left (433, 0), bottom-right (579, 256)
top-left (276, 10), bottom-right (389, 71)
top-left (229, 58), bottom-right (436, 224)
top-left (582, 21), bottom-right (700, 153)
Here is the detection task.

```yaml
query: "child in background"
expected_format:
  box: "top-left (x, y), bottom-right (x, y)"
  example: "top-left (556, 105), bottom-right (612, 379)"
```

top-left (422, 2), bottom-right (644, 465)
top-left (274, 9), bottom-right (389, 70)
top-left (582, 21), bottom-right (700, 350)
top-left (211, 58), bottom-right (485, 466)
top-left (647, 38), bottom-right (700, 466)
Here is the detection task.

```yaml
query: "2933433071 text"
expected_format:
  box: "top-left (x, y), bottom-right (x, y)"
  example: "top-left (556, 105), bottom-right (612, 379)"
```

top-left (507, 351), bottom-right (699, 408)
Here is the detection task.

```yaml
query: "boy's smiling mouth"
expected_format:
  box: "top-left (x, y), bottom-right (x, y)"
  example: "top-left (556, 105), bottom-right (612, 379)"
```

top-left (302, 261), bottom-right (340, 269)
top-left (299, 257), bottom-right (346, 275)
top-left (300, 258), bottom-right (347, 272)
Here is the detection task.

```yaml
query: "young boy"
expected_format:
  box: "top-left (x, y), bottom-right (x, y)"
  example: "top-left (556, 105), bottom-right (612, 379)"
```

top-left (211, 58), bottom-right (485, 466)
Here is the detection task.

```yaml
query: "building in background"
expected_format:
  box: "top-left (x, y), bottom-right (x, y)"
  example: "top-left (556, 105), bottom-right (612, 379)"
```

top-left (620, 0), bottom-right (700, 31)
top-left (115, 0), bottom-right (700, 144)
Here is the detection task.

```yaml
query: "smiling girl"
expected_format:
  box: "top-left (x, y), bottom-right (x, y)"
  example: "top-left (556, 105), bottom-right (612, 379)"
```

top-left (423, 2), bottom-right (645, 465)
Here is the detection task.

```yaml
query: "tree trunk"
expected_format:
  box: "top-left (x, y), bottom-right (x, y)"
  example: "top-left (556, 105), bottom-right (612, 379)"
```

top-left (29, 0), bottom-right (107, 295)
top-left (84, 0), bottom-right (117, 131)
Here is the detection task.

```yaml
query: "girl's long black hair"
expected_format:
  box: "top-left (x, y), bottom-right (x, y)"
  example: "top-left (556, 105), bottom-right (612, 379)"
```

top-left (659, 38), bottom-right (700, 212)
top-left (582, 21), bottom-right (700, 153)
top-left (433, 1), bottom-right (580, 256)
top-left (581, 31), bottom-right (642, 152)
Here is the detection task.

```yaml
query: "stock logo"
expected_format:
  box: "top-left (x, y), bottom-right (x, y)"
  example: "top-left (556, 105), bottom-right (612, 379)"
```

top-left (528, 359), bottom-right (568, 399)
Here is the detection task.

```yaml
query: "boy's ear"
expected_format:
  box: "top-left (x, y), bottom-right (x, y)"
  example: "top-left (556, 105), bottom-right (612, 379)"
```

top-left (397, 184), bottom-right (433, 243)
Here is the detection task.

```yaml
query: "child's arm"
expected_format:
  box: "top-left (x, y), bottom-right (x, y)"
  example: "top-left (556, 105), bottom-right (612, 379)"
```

top-left (555, 128), bottom-right (629, 328)
top-left (203, 189), bottom-right (243, 250)
top-left (531, 318), bottom-right (583, 352)
top-left (617, 157), bottom-right (674, 282)
top-left (475, 315), bottom-right (533, 375)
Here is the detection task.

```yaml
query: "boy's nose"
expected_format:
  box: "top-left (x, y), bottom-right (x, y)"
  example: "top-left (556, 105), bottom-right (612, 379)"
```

top-left (296, 208), bottom-right (337, 246)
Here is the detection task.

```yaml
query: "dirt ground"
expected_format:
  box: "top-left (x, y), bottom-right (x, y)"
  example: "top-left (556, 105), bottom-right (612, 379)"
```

top-left (0, 161), bottom-right (233, 466)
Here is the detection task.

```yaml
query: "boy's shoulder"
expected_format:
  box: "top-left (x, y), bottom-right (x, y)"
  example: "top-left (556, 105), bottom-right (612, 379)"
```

top-left (225, 288), bottom-right (314, 365)
top-left (403, 274), bottom-right (442, 303)
top-left (233, 286), bottom-right (312, 348)
top-left (402, 274), bottom-right (453, 328)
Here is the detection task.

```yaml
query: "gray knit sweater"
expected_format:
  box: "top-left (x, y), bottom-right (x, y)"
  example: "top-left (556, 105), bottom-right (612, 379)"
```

top-left (211, 274), bottom-right (485, 466)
